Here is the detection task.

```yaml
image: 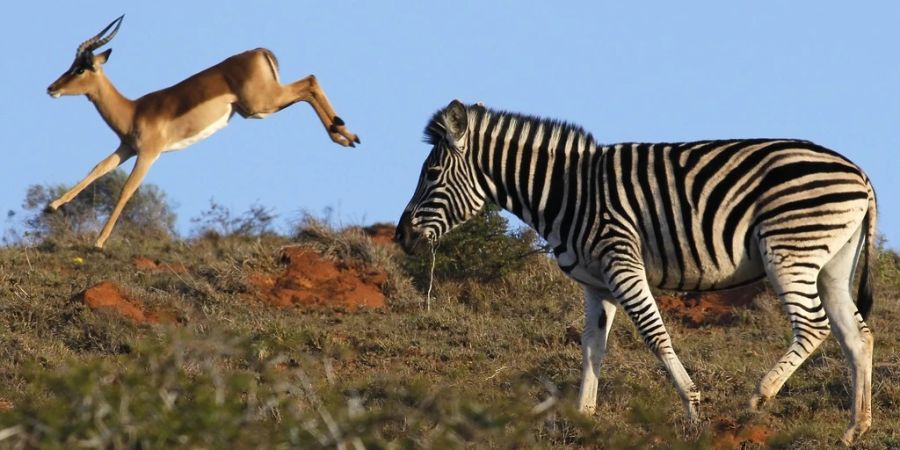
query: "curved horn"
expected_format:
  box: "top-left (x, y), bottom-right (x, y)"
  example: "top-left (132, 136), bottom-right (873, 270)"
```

top-left (75, 15), bottom-right (125, 56)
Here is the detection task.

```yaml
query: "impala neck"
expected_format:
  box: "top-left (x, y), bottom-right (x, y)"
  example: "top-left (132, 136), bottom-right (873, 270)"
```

top-left (87, 72), bottom-right (135, 138)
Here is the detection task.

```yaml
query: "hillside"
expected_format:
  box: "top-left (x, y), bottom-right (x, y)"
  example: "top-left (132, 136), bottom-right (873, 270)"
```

top-left (0, 208), bottom-right (898, 449)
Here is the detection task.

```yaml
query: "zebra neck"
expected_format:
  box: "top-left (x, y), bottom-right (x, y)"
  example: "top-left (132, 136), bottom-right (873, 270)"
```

top-left (469, 111), bottom-right (601, 251)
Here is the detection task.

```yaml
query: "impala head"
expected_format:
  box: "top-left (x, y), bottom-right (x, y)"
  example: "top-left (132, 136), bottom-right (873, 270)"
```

top-left (395, 100), bottom-right (487, 254)
top-left (47, 15), bottom-right (124, 98)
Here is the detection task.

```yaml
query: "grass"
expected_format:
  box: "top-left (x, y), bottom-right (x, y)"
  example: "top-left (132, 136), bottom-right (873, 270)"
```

top-left (0, 221), bottom-right (898, 449)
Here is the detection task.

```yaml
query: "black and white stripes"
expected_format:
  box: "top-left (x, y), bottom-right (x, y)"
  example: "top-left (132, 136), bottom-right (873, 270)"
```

top-left (395, 100), bottom-right (877, 445)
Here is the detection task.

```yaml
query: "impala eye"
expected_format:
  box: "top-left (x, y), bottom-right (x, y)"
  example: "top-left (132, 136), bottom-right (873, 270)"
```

top-left (75, 67), bottom-right (85, 75)
top-left (426, 167), bottom-right (442, 181)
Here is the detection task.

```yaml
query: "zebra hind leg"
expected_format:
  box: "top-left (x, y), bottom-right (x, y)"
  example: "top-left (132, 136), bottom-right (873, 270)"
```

top-left (818, 227), bottom-right (873, 446)
top-left (750, 248), bottom-right (831, 412)
top-left (577, 286), bottom-right (617, 414)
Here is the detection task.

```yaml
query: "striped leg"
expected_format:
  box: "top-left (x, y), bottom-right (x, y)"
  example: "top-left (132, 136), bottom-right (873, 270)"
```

top-left (819, 228), bottom-right (873, 445)
top-left (750, 247), bottom-right (830, 411)
top-left (603, 261), bottom-right (701, 422)
top-left (578, 285), bottom-right (617, 414)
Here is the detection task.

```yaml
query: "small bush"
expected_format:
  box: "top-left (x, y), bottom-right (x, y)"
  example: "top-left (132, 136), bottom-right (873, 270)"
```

top-left (402, 205), bottom-right (544, 287)
top-left (23, 169), bottom-right (176, 246)
top-left (191, 200), bottom-right (276, 238)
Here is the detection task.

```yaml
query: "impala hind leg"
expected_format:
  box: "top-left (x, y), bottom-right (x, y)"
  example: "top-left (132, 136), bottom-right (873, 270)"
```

top-left (578, 286), bottom-right (617, 414)
top-left (818, 227), bottom-right (873, 445)
top-left (239, 74), bottom-right (359, 147)
top-left (94, 153), bottom-right (158, 249)
top-left (48, 145), bottom-right (134, 211)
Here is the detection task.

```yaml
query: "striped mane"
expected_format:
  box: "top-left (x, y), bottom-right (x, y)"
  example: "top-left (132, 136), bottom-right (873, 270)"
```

top-left (423, 103), bottom-right (597, 148)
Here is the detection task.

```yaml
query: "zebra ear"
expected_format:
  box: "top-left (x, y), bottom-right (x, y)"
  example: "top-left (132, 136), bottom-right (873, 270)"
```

top-left (444, 100), bottom-right (469, 147)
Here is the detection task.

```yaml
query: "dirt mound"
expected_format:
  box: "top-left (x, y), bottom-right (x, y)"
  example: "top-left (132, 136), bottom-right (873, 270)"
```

top-left (711, 417), bottom-right (771, 449)
top-left (363, 223), bottom-right (396, 246)
top-left (250, 246), bottom-right (386, 310)
top-left (657, 283), bottom-right (765, 327)
top-left (133, 256), bottom-right (188, 274)
top-left (74, 281), bottom-right (170, 324)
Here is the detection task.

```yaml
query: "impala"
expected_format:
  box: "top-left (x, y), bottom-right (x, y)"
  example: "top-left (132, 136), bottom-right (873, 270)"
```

top-left (46, 15), bottom-right (360, 249)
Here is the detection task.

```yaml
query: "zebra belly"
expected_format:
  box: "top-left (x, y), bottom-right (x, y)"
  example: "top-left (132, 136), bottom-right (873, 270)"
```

top-left (642, 242), bottom-right (766, 291)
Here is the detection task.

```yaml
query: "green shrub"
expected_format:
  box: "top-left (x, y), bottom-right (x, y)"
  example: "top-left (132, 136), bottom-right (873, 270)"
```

top-left (403, 205), bottom-right (543, 287)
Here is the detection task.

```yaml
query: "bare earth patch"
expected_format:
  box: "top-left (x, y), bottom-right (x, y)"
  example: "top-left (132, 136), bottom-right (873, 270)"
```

top-left (0, 398), bottom-right (12, 412)
top-left (249, 246), bottom-right (386, 310)
top-left (133, 256), bottom-right (188, 274)
top-left (711, 417), bottom-right (771, 449)
top-left (362, 223), bottom-right (396, 246)
top-left (74, 281), bottom-right (172, 324)
top-left (657, 283), bottom-right (766, 327)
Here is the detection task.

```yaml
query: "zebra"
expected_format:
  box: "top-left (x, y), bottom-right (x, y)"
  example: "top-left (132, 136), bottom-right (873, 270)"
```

top-left (395, 100), bottom-right (878, 445)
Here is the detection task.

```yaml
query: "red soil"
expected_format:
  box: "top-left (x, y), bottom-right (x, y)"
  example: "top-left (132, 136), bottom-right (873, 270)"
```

top-left (74, 281), bottom-right (174, 324)
top-left (363, 223), bottom-right (396, 246)
top-left (133, 256), bottom-right (188, 274)
top-left (657, 283), bottom-right (765, 327)
top-left (250, 246), bottom-right (386, 310)
top-left (711, 417), bottom-right (771, 449)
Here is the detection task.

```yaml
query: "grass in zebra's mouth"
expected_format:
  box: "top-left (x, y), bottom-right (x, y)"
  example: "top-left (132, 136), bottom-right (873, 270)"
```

top-left (0, 214), bottom-right (898, 449)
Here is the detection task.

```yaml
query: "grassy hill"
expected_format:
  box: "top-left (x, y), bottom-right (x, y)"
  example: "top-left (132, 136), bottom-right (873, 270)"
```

top-left (0, 192), bottom-right (898, 448)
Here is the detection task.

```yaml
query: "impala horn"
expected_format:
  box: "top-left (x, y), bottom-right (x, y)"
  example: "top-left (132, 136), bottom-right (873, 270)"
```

top-left (76, 15), bottom-right (124, 56)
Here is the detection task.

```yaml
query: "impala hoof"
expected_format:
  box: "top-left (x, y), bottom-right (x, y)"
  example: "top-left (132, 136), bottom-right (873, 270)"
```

top-left (353, 135), bottom-right (361, 144)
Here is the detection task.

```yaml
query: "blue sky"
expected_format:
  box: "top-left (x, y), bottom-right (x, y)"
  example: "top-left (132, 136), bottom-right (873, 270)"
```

top-left (1, 2), bottom-right (898, 248)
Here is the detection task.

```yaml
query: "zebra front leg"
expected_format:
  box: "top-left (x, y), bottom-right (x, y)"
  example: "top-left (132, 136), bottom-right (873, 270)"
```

top-left (604, 264), bottom-right (701, 422)
top-left (578, 286), bottom-right (617, 414)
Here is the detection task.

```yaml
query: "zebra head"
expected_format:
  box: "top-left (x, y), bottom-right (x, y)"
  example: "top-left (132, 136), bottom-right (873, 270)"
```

top-left (396, 100), bottom-right (487, 253)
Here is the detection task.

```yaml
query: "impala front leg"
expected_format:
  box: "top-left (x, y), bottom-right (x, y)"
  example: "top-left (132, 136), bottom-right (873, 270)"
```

top-left (47, 145), bottom-right (134, 211)
top-left (94, 152), bottom-right (158, 249)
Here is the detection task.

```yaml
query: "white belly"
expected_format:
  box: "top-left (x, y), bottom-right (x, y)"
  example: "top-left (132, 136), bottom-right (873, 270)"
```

top-left (166, 110), bottom-right (232, 152)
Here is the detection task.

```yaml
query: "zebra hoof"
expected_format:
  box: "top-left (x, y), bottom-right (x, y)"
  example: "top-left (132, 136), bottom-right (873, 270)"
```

top-left (749, 393), bottom-right (768, 412)
top-left (841, 417), bottom-right (871, 446)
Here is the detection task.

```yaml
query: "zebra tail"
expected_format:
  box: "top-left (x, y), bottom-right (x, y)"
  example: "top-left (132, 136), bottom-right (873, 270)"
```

top-left (856, 182), bottom-right (877, 320)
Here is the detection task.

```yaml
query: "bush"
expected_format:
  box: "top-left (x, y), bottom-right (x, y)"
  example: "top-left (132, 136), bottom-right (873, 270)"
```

top-left (23, 169), bottom-right (176, 246)
top-left (402, 205), bottom-right (544, 287)
top-left (190, 200), bottom-right (276, 238)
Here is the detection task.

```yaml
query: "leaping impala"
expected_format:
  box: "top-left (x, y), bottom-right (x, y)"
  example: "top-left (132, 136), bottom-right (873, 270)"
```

top-left (46, 15), bottom-right (360, 249)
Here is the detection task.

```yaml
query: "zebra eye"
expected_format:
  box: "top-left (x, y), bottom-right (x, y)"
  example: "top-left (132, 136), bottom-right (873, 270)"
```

top-left (426, 167), bottom-right (442, 181)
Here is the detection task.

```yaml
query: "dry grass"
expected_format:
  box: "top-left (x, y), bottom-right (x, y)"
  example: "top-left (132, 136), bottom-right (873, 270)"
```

top-left (0, 223), bottom-right (898, 449)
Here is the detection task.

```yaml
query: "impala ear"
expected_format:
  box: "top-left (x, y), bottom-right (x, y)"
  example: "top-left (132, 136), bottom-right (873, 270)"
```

top-left (444, 99), bottom-right (469, 144)
top-left (95, 49), bottom-right (112, 65)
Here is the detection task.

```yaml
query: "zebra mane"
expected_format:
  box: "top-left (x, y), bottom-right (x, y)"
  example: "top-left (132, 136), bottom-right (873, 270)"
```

top-left (423, 103), bottom-right (596, 147)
